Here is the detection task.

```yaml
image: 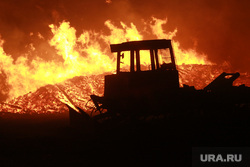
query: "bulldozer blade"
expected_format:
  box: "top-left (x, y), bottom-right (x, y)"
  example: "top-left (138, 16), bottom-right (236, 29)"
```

top-left (66, 104), bottom-right (97, 129)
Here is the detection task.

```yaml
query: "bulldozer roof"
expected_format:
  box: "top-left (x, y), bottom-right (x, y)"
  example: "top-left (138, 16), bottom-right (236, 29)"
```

top-left (110, 39), bottom-right (172, 52)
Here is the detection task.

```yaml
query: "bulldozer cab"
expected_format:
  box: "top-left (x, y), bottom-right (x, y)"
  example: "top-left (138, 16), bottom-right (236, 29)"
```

top-left (111, 39), bottom-right (177, 73)
top-left (104, 39), bottom-right (179, 100)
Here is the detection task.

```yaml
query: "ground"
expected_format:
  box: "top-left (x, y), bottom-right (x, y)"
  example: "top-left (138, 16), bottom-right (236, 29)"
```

top-left (0, 111), bottom-right (249, 167)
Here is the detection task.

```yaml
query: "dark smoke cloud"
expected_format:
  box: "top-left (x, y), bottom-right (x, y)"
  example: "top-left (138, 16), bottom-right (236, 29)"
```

top-left (0, 0), bottom-right (249, 72)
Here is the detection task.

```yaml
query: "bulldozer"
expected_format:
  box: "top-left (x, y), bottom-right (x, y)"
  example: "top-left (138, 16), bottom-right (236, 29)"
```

top-left (91, 39), bottom-right (180, 119)
top-left (68, 39), bottom-right (250, 125)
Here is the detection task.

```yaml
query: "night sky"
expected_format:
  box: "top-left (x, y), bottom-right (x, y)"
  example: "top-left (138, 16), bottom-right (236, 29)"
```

top-left (0, 0), bottom-right (249, 72)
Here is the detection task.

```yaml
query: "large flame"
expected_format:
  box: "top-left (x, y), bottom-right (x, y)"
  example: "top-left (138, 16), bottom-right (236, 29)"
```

top-left (0, 17), bottom-right (216, 113)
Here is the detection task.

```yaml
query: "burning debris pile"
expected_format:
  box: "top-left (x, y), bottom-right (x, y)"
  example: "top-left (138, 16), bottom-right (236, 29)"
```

top-left (0, 85), bottom-right (66, 114)
top-left (179, 64), bottom-right (229, 89)
top-left (0, 64), bottom-right (249, 114)
top-left (56, 74), bottom-right (105, 112)
top-left (179, 64), bottom-right (250, 89)
top-left (0, 74), bottom-right (105, 114)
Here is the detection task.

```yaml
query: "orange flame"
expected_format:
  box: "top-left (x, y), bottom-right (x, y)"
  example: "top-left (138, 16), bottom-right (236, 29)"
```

top-left (0, 17), bottom-right (211, 104)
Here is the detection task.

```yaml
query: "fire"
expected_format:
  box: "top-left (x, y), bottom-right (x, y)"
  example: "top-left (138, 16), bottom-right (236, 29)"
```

top-left (0, 17), bottom-right (225, 114)
top-left (150, 17), bottom-right (209, 65)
